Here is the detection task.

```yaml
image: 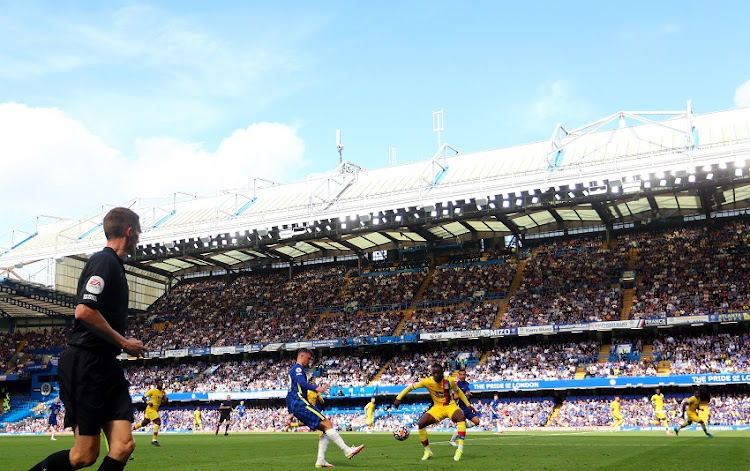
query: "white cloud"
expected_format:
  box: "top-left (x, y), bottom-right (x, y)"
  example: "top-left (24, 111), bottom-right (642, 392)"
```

top-left (529, 80), bottom-right (594, 127)
top-left (0, 104), bottom-right (308, 239)
top-left (735, 80), bottom-right (750, 108)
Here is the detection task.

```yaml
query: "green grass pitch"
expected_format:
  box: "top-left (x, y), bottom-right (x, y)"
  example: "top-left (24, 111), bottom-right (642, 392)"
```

top-left (4, 431), bottom-right (750, 471)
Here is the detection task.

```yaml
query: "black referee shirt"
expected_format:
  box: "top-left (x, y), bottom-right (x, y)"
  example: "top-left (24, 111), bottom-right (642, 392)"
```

top-left (68, 246), bottom-right (129, 357)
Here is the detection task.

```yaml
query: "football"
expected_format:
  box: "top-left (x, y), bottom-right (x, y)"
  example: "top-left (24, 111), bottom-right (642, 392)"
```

top-left (393, 425), bottom-right (410, 441)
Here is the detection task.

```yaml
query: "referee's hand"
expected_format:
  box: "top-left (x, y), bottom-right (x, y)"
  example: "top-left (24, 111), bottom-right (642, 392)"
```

top-left (122, 338), bottom-right (146, 357)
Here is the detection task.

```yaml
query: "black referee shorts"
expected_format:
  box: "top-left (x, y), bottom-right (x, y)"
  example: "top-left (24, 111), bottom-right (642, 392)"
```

top-left (218, 414), bottom-right (231, 424)
top-left (58, 346), bottom-right (134, 435)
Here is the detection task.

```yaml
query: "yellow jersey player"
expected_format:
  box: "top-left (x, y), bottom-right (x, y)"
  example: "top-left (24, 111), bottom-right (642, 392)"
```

top-left (364, 397), bottom-right (376, 433)
top-left (133, 380), bottom-right (167, 446)
top-left (610, 396), bottom-right (623, 430)
top-left (194, 406), bottom-right (202, 431)
top-left (674, 389), bottom-right (713, 438)
top-left (394, 363), bottom-right (474, 462)
top-left (650, 389), bottom-right (671, 434)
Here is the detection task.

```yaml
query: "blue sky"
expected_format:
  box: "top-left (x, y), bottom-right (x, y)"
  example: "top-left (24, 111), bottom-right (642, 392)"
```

top-left (2, 1), bottom-right (750, 251)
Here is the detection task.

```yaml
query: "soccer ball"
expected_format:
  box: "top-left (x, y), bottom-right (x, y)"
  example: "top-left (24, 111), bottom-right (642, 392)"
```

top-left (393, 425), bottom-right (410, 441)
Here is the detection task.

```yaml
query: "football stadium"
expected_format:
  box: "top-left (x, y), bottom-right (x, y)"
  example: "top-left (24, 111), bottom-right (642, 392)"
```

top-left (2, 105), bottom-right (750, 470)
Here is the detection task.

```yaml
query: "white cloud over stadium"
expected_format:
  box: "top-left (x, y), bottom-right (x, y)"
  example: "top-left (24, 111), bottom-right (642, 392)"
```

top-left (735, 79), bottom-right (750, 108)
top-left (0, 103), bottom-right (308, 235)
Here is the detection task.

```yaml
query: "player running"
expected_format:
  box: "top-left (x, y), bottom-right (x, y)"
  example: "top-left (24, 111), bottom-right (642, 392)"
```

top-left (287, 348), bottom-right (364, 468)
top-left (449, 369), bottom-right (480, 446)
top-left (650, 388), bottom-right (671, 435)
top-left (47, 397), bottom-right (63, 440)
top-left (394, 363), bottom-right (474, 462)
top-left (674, 389), bottom-right (713, 438)
top-left (132, 380), bottom-right (167, 446)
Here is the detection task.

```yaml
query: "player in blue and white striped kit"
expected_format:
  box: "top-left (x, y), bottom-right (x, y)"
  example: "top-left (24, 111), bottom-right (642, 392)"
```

top-left (287, 348), bottom-right (364, 468)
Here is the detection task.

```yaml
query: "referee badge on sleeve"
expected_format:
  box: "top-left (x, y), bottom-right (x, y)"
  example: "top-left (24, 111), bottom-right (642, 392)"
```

top-left (86, 276), bottom-right (105, 294)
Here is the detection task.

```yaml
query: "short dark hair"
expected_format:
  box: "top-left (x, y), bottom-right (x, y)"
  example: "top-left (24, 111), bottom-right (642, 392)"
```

top-left (431, 363), bottom-right (444, 371)
top-left (103, 207), bottom-right (140, 240)
top-left (298, 348), bottom-right (313, 356)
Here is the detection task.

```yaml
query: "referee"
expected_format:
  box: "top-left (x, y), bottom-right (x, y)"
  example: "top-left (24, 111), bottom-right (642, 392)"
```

top-left (30, 207), bottom-right (146, 471)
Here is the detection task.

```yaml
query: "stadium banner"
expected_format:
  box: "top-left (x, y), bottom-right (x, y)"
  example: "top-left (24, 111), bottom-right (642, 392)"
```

top-left (589, 320), bottom-right (639, 330)
top-left (0, 374), bottom-right (18, 381)
top-left (210, 346), bottom-right (236, 355)
top-left (554, 323), bottom-right (590, 333)
top-left (189, 347), bottom-right (211, 356)
top-left (712, 312), bottom-right (750, 322)
top-left (131, 392), bottom-right (208, 402)
top-left (311, 339), bottom-right (341, 348)
top-left (468, 373), bottom-right (750, 392)
top-left (285, 341), bottom-right (313, 350)
top-left (518, 325), bottom-right (554, 335)
top-left (419, 328), bottom-right (516, 341)
top-left (667, 315), bottom-right (710, 325)
top-left (207, 390), bottom-right (285, 400)
top-left (636, 317), bottom-right (668, 327)
top-left (165, 348), bottom-right (188, 358)
top-left (240, 344), bottom-right (262, 353)
top-left (262, 342), bottom-right (285, 352)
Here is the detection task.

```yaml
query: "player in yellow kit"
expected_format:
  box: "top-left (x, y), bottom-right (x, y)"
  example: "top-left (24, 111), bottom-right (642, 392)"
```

top-left (364, 397), bottom-right (376, 433)
top-left (674, 389), bottom-right (713, 437)
top-left (610, 396), bottom-right (624, 430)
top-left (132, 380), bottom-right (167, 446)
top-left (394, 363), bottom-right (474, 462)
top-left (650, 388), bottom-right (671, 434)
top-left (193, 406), bottom-right (202, 431)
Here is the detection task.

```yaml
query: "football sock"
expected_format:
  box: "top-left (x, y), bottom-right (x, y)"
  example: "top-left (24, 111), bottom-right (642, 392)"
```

top-left (97, 456), bottom-right (126, 471)
top-left (457, 421), bottom-right (466, 451)
top-left (132, 421), bottom-right (142, 431)
top-left (450, 430), bottom-right (459, 442)
top-left (324, 429), bottom-right (350, 453)
top-left (317, 434), bottom-right (330, 462)
top-left (153, 424), bottom-right (159, 440)
top-left (418, 427), bottom-right (429, 447)
top-left (701, 423), bottom-right (708, 434)
top-left (29, 450), bottom-right (74, 471)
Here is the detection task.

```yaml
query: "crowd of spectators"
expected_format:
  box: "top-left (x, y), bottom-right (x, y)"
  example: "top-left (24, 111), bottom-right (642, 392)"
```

top-left (504, 237), bottom-right (627, 327)
top-left (401, 301), bottom-right (500, 334)
top-left (421, 258), bottom-right (518, 303)
top-left (652, 333), bottom-right (750, 374)
top-left (628, 221), bottom-right (750, 318)
top-left (334, 269), bottom-right (427, 310)
top-left (467, 341), bottom-right (600, 381)
top-left (709, 394), bottom-right (750, 425)
top-left (305, 312), bottom-right (403, 341)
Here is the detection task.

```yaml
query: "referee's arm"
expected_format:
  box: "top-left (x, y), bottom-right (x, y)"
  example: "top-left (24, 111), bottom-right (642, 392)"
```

top-left (75, 304), bottom-right (146, 356)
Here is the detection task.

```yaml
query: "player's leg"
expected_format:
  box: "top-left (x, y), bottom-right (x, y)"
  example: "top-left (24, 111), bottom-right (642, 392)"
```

top-left (317, 418), bottom-right (364, 460)
top-left (100, 419), bottom-right (136, 469)
top-left (316, 431), bottom-right (332, 468)
top-left (450, 408), bottom-right (467, 461)
top-left (133, 417), bottom-right (150, 431)
top-left (215, 417), bottom-right (222, 435)
top-left (697, 419), bottom-right (712, 437)
top-left (224, 419), bottom-right (230, 435)
top-left (151, 417), bottom-right (161, 445)
top-left (417, 411), bottom-right (438, 460)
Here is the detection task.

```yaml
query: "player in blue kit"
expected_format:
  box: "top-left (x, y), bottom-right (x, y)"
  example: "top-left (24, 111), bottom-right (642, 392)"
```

top-left (449, 369), bottom-right (480, 446)
top-left (48, 397), bottom-right (63, 441)
top-left (490, 394), bottom-right (503, 433)
top-left (287, 348), bottom-right (364, 468)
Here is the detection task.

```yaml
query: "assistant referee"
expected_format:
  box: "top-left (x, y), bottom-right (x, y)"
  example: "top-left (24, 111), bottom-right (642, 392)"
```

top-left (30, 207), bottom-right (146, 471)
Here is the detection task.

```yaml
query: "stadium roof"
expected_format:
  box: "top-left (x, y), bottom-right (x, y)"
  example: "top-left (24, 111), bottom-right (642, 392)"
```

top-left (2, 104), bottom-right (750, 279)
